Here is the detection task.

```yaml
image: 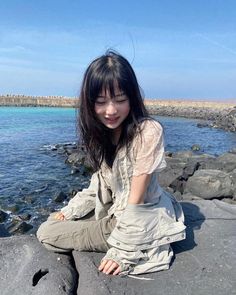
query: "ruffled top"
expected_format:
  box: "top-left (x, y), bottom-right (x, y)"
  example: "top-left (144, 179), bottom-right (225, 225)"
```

top-left (100, 119), bottom-right (167, 219)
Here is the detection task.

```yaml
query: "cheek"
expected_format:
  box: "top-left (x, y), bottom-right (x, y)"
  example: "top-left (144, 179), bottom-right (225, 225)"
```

top-left (94, 105), bottom-right (103, 115)
top-left (123, 102), bottom-right (130, 115)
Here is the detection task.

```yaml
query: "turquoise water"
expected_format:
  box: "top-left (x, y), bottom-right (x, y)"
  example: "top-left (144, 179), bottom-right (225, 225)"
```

top-left (0, 107), bottom-right (236, 227)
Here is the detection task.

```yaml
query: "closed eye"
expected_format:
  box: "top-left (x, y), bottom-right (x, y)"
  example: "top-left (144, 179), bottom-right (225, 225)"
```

top-left (116, 98), bottom-right (128, 103)
top-left (95, 100), bottom-right (106, 105)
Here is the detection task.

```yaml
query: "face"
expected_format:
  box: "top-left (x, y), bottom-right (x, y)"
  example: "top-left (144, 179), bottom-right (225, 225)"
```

top-left (94, 87), bottom-right (130, 133)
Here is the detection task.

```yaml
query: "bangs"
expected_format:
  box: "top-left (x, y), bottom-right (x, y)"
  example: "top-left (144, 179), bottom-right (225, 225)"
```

top-left (89, 66), bottom-right (125, 101)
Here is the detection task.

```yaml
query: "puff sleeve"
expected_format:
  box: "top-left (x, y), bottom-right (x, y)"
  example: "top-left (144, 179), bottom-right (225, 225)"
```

top-left (132, 119), bottom-right (166, 176)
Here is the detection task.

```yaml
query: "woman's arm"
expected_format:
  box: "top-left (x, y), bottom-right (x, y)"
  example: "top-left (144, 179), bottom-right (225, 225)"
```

top-left (128, 173), bottom-right (152, 204)
top-left (99, 173), bottom-right (151, 274)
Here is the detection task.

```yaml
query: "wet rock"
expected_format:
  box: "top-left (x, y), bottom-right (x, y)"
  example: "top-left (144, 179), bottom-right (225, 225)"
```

top-left (64, 145), bottom-right (93, 173)
top-left (18, 213), bottom-right (32, 221)
top-left (66, 152), bottom-right (84, 165)
top-left (53, 191), bottom-right (68, 203)
top-left (191, 144), bottom-right (201, 151)
top-left (0, 209), bottom-right (8, 222)
top-left (8, 221), bottom-right (34, 235)
top-left (4, 204), bottom-right (20, 213)
top-left (197, 122), bottom-right (210, 128)
top-left (22, 195), bottom-right (36, 204)
top-left (184, 169), bottom-right (234, 199)
top-left (0, 224), bottom-right (10, 237)
top-left (70, 167), bottom-right (80, 175)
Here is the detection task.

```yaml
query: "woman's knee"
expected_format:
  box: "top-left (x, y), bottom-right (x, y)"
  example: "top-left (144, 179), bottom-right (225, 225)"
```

top-left (36, 220), bottom-right (58, 243)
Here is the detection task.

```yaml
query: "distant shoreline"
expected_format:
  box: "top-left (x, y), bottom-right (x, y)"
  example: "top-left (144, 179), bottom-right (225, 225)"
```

top-left (0, 95), bottom-right (235, 109)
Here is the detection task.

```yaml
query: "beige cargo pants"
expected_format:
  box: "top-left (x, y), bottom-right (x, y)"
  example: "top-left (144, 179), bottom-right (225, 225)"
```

top-left (36, 212), bottom-right (116, 253)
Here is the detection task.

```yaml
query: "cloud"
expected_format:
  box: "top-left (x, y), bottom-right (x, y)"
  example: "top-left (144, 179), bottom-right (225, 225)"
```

top-left (196, 33), bottom-right (236, 56)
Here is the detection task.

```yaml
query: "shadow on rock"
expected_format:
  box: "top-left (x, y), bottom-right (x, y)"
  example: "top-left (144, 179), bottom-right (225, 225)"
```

top-left (172, 202), bottom-right (205, 254)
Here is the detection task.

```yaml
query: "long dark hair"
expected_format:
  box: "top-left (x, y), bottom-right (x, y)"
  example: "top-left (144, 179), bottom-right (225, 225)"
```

top-left (78, 50), bottom-right (149, 171)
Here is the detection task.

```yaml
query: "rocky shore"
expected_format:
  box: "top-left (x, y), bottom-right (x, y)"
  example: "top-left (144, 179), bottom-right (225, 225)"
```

top-left (1, 143), bottom-right (236, 237)
top-left (1, 144), bottom-right (236, 294)
top-left (146, 100), bottom-right (236, 132)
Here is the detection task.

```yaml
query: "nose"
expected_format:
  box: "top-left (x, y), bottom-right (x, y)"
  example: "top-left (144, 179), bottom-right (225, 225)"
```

top-left (106, 101), bottom-right (117, 115)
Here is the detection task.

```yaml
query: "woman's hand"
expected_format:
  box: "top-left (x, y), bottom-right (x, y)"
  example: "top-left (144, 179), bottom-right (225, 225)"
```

top-left (98, 259), bottom-right (121, 275)
top-left (54, 212), bottom-right (65, 221)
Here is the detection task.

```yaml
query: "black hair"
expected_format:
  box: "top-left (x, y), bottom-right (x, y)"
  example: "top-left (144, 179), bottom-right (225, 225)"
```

top-left (78, 50), bottom-right (149, 171)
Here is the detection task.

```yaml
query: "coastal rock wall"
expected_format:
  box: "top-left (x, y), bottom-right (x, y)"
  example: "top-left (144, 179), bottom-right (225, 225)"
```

top-left (0, 95), bottom-right (77, 107)
top-left (146, 105), bottom-right (225, 119)
top-left (145, 101), bottom-right (236, 132)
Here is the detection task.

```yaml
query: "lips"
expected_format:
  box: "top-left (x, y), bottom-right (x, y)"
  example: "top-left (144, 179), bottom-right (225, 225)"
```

top-left (105, 117), bottom-right (119, 123)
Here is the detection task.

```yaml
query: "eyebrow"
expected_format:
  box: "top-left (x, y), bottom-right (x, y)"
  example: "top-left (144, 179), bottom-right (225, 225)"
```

top-left (97, 92), bottom-right (125, 98)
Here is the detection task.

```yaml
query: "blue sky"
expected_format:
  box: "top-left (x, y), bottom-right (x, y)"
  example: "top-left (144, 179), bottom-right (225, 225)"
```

top-left (0, 0), bottom-right (236, 101)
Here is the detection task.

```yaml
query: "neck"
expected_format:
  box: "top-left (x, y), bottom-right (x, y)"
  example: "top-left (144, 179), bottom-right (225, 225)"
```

top-left (112, 126), bottom-right (122, 145)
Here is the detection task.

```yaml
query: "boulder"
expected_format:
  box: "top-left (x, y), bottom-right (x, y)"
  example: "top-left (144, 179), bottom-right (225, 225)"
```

top-left (0, 209), bottom-right (8, 222)
top-left (196, 152), bottom-right (236, 173)
top-left (158, 166), bottom-right (183, 188)
top-left (184, 169), bottom-right (234, 199)
top-left (191, 144), bottom-right (201, 151)
top-left (0, 224), bottom-right (10, 237)
top-left (215, 152), bottom-right (236, 172)
top-left (53, 191), bottom-right (68, 203)
top-left (0, 235), bottom-right (77, 294)
top-left (7, 221), bottom-right (34, 235)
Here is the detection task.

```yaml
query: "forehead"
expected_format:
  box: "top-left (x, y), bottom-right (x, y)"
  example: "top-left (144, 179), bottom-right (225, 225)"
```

top-left (99, 87), bottom-right (121, 95)
top-left (99, 83), bottom-right (123, 96)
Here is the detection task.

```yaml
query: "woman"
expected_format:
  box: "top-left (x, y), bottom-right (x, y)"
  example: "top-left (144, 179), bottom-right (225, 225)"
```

top-left (37, 50), bottom-right (186, 276)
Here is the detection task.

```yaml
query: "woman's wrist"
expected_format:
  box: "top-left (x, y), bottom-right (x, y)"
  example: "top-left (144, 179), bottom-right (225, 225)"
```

top-left (127, 198), bottom-right (144, 205)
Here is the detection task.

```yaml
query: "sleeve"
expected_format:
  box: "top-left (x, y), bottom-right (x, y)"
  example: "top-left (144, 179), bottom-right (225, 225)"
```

top-left (60, 172), bottom-right (98, 220)
top-left (101, 247), bottom-right (146, 274)
top-left (132, 119), bottom-right (167, 176)
top-left (101, 203), bottom-right (153, 274)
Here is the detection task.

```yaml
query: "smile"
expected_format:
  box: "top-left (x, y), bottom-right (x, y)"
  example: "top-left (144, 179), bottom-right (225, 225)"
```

top-left (105, 117), bottom-right (119, 123)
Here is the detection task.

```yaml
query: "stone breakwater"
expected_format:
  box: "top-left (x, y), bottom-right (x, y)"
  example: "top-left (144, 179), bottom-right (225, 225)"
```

top-left (1, 143), bottom-right (236, 237)
top-left (0, 95), bottom-right (77, 107)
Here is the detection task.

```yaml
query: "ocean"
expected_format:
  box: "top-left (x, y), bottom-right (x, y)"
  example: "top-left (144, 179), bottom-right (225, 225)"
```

top-left (1, 107), bottom-right (236, 228)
